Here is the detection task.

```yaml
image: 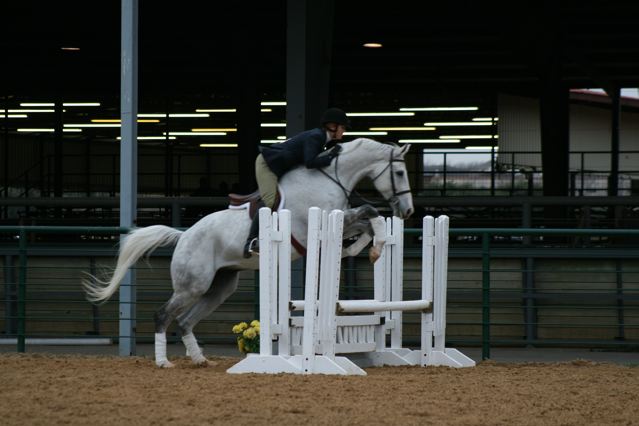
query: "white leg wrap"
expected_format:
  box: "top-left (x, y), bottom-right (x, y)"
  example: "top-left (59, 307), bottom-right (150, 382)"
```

top-left (370, 216), bottom-right (386, 247)
top-left (182, 333), bottom-right (206, 364)
top-left (155, 332), bottom-right (170, 367)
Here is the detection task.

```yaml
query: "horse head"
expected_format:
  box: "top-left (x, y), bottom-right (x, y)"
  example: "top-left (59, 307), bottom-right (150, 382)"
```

top-left (346, 140), bottom-right (414, 219)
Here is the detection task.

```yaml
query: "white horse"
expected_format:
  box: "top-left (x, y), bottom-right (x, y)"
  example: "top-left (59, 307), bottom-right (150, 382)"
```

top-left (84, 138), bottom-right (414, 367)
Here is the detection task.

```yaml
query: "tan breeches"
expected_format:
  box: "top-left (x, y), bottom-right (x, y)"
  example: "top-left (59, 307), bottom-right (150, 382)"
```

top-left (255, 154), bottom-right (278, 209)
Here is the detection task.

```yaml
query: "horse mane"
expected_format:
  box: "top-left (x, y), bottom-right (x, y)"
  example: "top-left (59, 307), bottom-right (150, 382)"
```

top-left (342, 138), bottom-right (398, 156)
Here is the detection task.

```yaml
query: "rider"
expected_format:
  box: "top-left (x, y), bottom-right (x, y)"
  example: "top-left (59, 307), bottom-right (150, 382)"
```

top-left (243, 107), bottom-right (350, 258)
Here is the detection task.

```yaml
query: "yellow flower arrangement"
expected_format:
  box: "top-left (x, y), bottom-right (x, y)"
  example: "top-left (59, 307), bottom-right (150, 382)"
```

top-left (232, 320), bottom-right (260, 353)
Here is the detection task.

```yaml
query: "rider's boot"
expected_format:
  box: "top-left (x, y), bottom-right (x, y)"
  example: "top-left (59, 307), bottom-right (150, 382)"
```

top-left (243, 214), bottom-right (260, 258)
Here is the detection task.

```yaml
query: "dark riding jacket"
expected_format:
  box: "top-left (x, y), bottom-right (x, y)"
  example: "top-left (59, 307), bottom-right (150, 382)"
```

top-left (260, 128), bottom-right (335, 177)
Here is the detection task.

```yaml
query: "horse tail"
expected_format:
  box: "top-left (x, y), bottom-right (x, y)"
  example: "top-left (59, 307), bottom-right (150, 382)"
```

top-left (83, 225), bottom-right (183, 303)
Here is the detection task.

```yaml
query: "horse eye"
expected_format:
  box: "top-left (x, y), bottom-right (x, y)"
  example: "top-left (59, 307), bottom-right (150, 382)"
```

top-left (395, 170), bottom-right (404, 177)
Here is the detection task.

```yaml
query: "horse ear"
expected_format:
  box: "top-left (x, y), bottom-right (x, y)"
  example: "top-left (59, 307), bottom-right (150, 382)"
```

top-left (399, 144), bottom-right (411, 156)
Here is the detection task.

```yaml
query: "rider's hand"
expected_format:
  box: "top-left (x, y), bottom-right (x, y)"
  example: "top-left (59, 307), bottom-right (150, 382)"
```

top-left (330, 144), bottom-right (342, 157)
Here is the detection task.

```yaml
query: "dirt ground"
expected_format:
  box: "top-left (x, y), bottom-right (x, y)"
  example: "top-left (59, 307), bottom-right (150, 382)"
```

top-left (1, 354), bottom-right (638, 426)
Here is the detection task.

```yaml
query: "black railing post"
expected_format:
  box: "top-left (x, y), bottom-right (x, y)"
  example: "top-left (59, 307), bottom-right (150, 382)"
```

top-left (481, 232), bottom-right (491, 360)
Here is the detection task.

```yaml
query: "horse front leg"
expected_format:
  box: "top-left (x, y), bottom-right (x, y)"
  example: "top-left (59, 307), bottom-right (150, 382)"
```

top-left (342, 205), bottom-right (386, 263)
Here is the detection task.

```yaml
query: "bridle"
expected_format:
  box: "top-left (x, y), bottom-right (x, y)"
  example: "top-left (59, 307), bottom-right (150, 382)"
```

top-left (318, 150), bottom-right (410, 208)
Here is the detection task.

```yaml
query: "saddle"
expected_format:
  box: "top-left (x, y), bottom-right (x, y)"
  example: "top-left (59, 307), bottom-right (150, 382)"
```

top-left (228, 190), bottom-right (282, 220)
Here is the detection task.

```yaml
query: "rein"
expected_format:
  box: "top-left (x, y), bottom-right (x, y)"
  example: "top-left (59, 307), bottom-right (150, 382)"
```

top-left (318, 150), bottom-right (408, 207)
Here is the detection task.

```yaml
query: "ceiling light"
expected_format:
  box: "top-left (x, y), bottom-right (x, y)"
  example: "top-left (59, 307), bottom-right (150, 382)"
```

top-left (400, 107), bottom-right (478, 111)
top-left (200, 143), bottom-right (238, 148)
top-left (261, 123), bottom-right (286, 127)
top-left (9, 109), bottom-right (54, 113)
top-left (61, 47), bottom-right (80, 51)
top-left (369, 127), bottom-right (436, 131)
top-left (91, 119), bottom-right (159, 123)
top-left (260, 140), bottom-right (282, 144)
top-left (63, 102), bottom-right (100, 107)
top-left (424, 122), bottom-right (492, 126)
top-left (138, 113), bottom-right (166, 118)
top-left (191, 128), bottom-right (237, 132)
top-left (63, 129), bottom-right (82, 133)
top-left (277, 136), bottom-right (286, 140)
top-left (363, 42), bottom-right (383, 48)
top-left (261, 101), bottom-right (286, 106)
top-left (344, 131), bottom-right (388, 136)
top-left (398, 139), bottom-right (460, 143)
top-left (117, 136), bottom-right (177, 140)
top-left (439, 135), bottom-right (495, 139)
top-left (472, 117), bottom-right (497, 121)
top-left (20, 103), bottom-right (54, 107)
top-left (195, 109), bottom-right (237, 113)
top-left (164, 132), bottom-right (226, 136)
top-left (18, 128), bottom-right (55, 132)
top-left (347, 112), bottom-right (414, 117)
top-left (168, 113), bottom-right (209, 118)
top-left (261, 108), bottom-right (272, 112)
top-left (0, 114), bottom-right (28, 118)
top-left (64, 123), bottom-right (121, 128)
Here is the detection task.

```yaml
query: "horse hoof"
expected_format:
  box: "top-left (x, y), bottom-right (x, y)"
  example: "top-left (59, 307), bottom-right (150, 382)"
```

top-left (156, 360), bottom-right (175, 368)
top-left (194, 358), bottom-right (216, 367)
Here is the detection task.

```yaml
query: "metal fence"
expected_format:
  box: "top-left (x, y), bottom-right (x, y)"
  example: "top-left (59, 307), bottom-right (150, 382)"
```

top-left (1, 225), bottom-right (638, 359)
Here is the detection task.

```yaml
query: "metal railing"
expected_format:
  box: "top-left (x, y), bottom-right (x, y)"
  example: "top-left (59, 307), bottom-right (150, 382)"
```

top-left (1, 225), bottom-right (638, 359)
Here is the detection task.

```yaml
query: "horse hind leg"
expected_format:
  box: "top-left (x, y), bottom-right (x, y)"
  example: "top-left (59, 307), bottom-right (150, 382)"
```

top-left (176, 269), bottom-right (241, 366)
top-left (153, 292), bottom-right (201, 368)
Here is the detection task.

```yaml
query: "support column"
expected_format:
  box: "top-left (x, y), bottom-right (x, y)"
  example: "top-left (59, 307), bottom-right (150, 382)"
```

top-left (119, 0), bottom-right (139, 356)
top-left (609, 86), bottom-right (620, 196)
top-left (233, 6), bottom-right (261, 193)
top-left (286, 0), bottom-right (335, 299)
top-left (539, 81), bottom-right (569, 197)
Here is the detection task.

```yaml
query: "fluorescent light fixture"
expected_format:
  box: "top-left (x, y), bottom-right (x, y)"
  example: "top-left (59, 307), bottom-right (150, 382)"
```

top-left (398, 139), bottom-right (460, 143)
top-left (344, 131), bottom-right (388, 136)
top-left (400, 106), bottom-right (478, 111)
top-left (64, 123), bottom-right (121, 128)
top-left (61, 47), bottom-right (80, 51)
top-left (63, 102), bottom-right (100, 107)
top-left (277, 136), bottom-right (286, 140)
top-left (260, 140), bottom-right (282, 144)
top-left (369, 127), bottom-right (436, 131)
top-left (261, 101), bottom-right (286, 106)
top-left (8, 109), bottom-right (54, 113)
top-left (0, 114), bottom-right (28, 118)
top-left (164, 132), bottom-right (226, 136)
top-left (199, 143), bottom-right (238, 148)
top-left (261, 108), bottom-right (272, 112)
top-left (20, 103), bottom-right (54, 107)
top-left (261, 123), bottom-right (286, 127)
top-left (363, 42), bottom-right (383, 48)
top-left (424, 122), bottom-right (492, 126)
top-left (168, 113), bottom-right (209, 118)
top-left (135, 113), bottom-right (210, 118)
top-left (465, 146), bottom-right (499, 150)
top-left (347, 112), bottom-right (414, 117)
top-left (472, 117), bottom-right (497, 121)
top-left (91, 119), bottom-right (159, 123)
top-left (191, 128), bottom-right (237, 132)
top-left (117, 136), bottom-right (177, 140)
top-left (439, 135), bottom-right (495, 139)
top-left (195, 109), bottom-right (237, 113)
top-left (18, 128), bottom-right (55, 132)
top-left (63, 129), bottom-right (82, 133)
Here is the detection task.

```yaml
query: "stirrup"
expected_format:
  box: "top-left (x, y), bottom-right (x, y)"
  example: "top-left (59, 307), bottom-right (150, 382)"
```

top-left (248, 238), bottom-right (260, 255)
top-left (243, 238), bottom-right (259, 258)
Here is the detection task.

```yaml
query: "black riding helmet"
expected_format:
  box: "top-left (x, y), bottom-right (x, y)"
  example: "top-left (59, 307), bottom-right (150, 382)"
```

top-left (321, 107), bottom-right (351, 129)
